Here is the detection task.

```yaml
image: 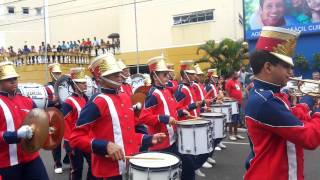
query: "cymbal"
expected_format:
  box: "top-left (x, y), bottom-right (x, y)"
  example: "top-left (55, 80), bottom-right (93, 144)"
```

top-left (21, 108), bottom-right (49, 153)
top-left (43, 107), bottom-right (65, 150)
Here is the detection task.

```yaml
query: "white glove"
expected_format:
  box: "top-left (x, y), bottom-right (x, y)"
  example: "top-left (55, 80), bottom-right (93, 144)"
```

top-left (133, 102), bottom-right (142, 111)
top-left (17, 125), bottom-right (33, 139)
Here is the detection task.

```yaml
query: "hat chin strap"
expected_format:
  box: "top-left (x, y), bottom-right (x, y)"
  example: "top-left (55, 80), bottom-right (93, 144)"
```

top-left (100, 76), bottom-right (122, 88)
top-left (183, 71), bottom-right (193, 85)
top-left (71, 80), bottom-right (86, 95)
top-left (154, 72), bottom-right (165, 86)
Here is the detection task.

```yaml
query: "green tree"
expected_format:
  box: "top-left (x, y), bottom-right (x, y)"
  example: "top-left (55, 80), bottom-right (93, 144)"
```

top-left (293, 54), bottom-right (309, 71)
top-left (196, 39), bottom-right (249, 77)
top-left (312, 53), bottom-right (320, 70)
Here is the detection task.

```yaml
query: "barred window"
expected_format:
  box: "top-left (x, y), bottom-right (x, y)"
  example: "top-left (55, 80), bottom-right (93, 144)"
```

top-left (173, 9), bottom-right (214, 25)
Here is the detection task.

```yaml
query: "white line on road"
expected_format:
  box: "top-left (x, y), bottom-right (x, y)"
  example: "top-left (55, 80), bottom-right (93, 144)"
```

top-left (222, 141), bottom-right (250, 145)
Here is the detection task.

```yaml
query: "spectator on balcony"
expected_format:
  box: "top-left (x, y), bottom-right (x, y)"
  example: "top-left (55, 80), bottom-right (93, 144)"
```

top-left (61, 41), bottom-right (67, 52)
top-left (69, 41), bottom-right (74, 51)
top-left (31, 46), bottom-right (37, 53)
top-left (47, 44), bottom-right (52, 52)
top-left (23, 45), bottom-right (30, 54)
top-left (73, 41), bottom-right (79, 50)
top-left (106, 40), bottom-right (111, 52)
top-left (84, 38), bottom-right (92, 52)
top-left (100, 39), bottom-right (106, 54)
top-left (0, 46), bottom-right (6, 54)
top-left (38, 46), bottom-right (44, 53)
top-left (80, 39), bottom-right (85, 52)
top-left (57, 41), bottom-right (62, 53)
top-left (8, 46), bottom-right (16, 56)
top-left (17, 48), bottom-right (23, 55)
top-left (52, 45), bottom-right (57, 52)
top-left (93, 37), bottom-right (100, 56)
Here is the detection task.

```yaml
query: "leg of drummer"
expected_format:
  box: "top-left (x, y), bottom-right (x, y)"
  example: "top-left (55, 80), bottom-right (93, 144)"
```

top-left (83, 151), bottom-right (97, 180)
top-left (0, 164), bottom-right (23, 180)
top-left (180, 155), bottom-right (196, 180)
top-left (22, 157), bottom-right (49, 180)
top-left (69, 149), bottom-right (84, 180)
top-left (52, 143), bottom-right (63, 174)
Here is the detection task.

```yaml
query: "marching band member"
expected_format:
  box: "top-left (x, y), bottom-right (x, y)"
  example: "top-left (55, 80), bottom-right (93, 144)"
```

top-left (205, 69), bottom-right (227, 151)
top-left (174, 60), bottom-right (211, 177)
top-left (70, 54), bottom-right (165, 180)
top-left (225, 70), bottom-right (245, 141)
top-left (166, 63), bottom-right (178, 95)
top-left (138, 55), bottom-right (195, 180)
top-left (45, 63), bottom-right (65, 174)
top-left (0, 61), bottom-right (48, 180)
top-left (61, 67), bottom-right (96, 180)
top-left (117, 59), bottom-right (133, 96)
top-left (245, 26), bottom-right (320, 180)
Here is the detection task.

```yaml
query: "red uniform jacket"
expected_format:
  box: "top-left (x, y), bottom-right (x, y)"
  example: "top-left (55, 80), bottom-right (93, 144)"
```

top-left (61, 94), bottom-right (87, 141)
top-left (167, 79), bottom-right (178, 95)
top-left (245, 79), bottom-right (320, 180)
top-left (70, 88), bottom-right (152, 178)
top-left (0, 92), bottom-right (39, 168)
top-left (120, 83), bottom-right (133, 96)
top-left (139, 86), bottom-right (184, 150)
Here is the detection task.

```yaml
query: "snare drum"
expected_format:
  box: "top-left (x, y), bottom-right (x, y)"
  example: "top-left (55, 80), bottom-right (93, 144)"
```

top-left (176, 120), bottom-right (212, 155)
top-left (129, 152), bottom-right (181, 180)
top-left (210, 104), bottom-right (232, 123)
top-left (223, 100), bottom-right (239, 115)
top-left (18, 83), bottom-right (48, 108)
top-left (200, 112), bottom-right (226, 139)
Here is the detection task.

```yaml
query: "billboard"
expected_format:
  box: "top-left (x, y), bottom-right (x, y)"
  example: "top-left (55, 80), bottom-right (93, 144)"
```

top-left (244, 0), bottom-right (320, 39)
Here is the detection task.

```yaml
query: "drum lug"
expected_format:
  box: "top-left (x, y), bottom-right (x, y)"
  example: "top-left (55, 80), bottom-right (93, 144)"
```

top-left (179, 130), bottom-right (184, 151)
top-left (193, 127), bottom-right (196, 153)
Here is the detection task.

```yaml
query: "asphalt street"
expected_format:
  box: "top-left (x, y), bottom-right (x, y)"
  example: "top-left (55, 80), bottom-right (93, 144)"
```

top-left (40, 132), bottom-right (320, 180)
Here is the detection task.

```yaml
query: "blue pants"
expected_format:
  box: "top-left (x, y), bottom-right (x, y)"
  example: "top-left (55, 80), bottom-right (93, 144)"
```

top-left (65, 141), bottom-right (97, 180)
top-left (160, 143), bottom-right (195, 180)
top-left (52, 143), bottom-right (62, 167)
top-left (0, 157), bottom-right (49, 180)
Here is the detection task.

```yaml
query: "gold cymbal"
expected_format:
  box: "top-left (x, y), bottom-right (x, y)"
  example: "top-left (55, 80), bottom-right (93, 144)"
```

top-left (21, 108), bottom-right (49, 153)
top-left (43, 107), bottom-right (65, 150)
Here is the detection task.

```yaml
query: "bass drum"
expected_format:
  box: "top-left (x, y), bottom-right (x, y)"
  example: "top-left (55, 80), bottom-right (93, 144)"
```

top-left (18, 83), bottom-right (48, 109)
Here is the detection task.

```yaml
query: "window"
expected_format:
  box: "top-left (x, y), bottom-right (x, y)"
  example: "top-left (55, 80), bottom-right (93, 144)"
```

top-left (22, 7), bottom-right (29, 15)
top-left (173, 9), bottom-right (214, 25)
top-left (7, 6), bottom-right (15, 14)
top-left (35, 7), bottom-right (43, 16)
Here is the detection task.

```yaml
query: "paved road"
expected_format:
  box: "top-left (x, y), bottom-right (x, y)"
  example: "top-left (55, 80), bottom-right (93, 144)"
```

top-left (40, 133), bottom-right (320, 180)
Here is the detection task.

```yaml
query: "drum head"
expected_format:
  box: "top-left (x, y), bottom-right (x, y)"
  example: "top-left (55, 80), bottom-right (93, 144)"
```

top-left (200, 112), bottom-right (226, 118)
top-left (130, 152), bottom-right (180, 171)
top-left (177, 119), bottom-right (210, 127)
top-left (210, 104), bottom-right (231, 107)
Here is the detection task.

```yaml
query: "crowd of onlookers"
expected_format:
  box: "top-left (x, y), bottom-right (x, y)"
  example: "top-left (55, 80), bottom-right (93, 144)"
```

top-left (0, 36), bottom-right (120, 57)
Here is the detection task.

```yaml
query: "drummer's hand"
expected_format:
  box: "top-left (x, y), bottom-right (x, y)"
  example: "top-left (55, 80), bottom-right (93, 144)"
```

top-left (106, 142), bottom-right (124, 161)
top-left (216, 100), bottom-right (224, 104)
top-left (182, 109), bottom-right (191, 117)
top-left (17, 125), bottom-right (33, 139)
top-left (204, 107), bottom-right (212, 112)
top-left (195, 101), bottom-right (203, 107)
top-left (168, 117), bottom-right (178, 125)
top-left (205, 99), bottom-right (213, 105)
top-left (151, 133), bottom-right (166, 145)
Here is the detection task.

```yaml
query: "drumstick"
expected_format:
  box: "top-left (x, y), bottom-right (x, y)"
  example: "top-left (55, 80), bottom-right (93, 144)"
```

top-left (177, 118), bottom-right (201, 124)
top-left (105, 155), bottom-right (164, 160)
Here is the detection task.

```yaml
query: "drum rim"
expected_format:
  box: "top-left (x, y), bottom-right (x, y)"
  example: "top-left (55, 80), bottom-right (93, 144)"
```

top-left (210, 104), bottom-right (231, 107)
top-left (176, 120), bottom-right (210, 127)
top-left (129, 151), bottom-right (181, 172)
top-left (200, 112), bottom-right (226, 118)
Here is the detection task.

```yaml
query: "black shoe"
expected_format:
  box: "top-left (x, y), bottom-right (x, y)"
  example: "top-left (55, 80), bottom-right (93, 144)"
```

top-left (63, 155), bottom-right (70, 164)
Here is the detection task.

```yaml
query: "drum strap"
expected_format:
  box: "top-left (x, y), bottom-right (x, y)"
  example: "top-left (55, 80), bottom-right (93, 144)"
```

top-left (210, 84), bottom-right (218, 97)
top-left (0, 99), bottom-right (18, 166)
top-left (194, 83), bottom-right (207, 108)
top-left (48, 85), bottom-right (54, 94)
top-left (97, 94), bottom-right (126, 175)
top-left (153, 89), bottom-right (175, 145)
top-left (68, 97), bottom-right (81, 118)
top-left (182, 85), bottom-right (197, 116)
